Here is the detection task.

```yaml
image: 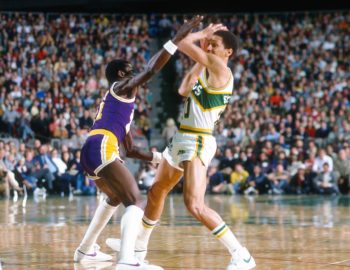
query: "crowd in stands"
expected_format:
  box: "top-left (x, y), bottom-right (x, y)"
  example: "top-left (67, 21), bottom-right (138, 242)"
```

top-left (0, 138), bottom-right (94, 197)
top-left (1, 11), bottom-right (350, 197)
top-left (0, 12), bottom-right (156, 196)
top-left (0, 12), bottom-right (153, 143)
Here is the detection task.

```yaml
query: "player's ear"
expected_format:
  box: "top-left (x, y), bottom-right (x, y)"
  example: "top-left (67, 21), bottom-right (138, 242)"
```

top-left (118, 70), bottom-right (125, 78)
top-left (225, 48), bottom-right (233, 58)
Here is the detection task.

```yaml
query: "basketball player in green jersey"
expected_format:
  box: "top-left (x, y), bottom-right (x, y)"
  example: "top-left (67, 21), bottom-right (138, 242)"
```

top-left (107, 22), bottom-right (256, 270)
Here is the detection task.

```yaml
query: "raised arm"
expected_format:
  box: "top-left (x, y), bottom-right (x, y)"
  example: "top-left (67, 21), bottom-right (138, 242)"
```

top-left (178, 39), bottom-right (209, 97)
top-left (115, 15), bottom-right (203, 95)
top-left (178, 63), bottom-right (204, 97)
top-left (177, 23), bottom-right (227, 74)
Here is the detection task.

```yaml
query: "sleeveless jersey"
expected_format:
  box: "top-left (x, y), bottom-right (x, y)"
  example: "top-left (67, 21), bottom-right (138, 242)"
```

top-left (179, 68), bottom-right (233, 135)
top-left (90, 82), bottom-right (135, 143)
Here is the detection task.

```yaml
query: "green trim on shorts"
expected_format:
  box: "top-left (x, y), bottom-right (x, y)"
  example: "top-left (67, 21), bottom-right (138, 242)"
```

top-left (178, 127), bottom-right (212, 136)
top-left (197, 136), bottom-right (203, 157)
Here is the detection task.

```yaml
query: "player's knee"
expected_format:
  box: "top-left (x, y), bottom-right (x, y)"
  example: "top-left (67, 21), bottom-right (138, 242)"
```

top-left (121, 191), bottom-right (142, 207)
top-left (184, 197), bottom-right (205, 218)
top-left (148, 182), bottom-right (171, 200)
top-left (106, 197), bottom-right (120, 207)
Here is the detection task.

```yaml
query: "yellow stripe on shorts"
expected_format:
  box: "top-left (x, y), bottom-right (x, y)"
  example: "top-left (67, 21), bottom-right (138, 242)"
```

top-left (89, 129), bottom-right (120, 161)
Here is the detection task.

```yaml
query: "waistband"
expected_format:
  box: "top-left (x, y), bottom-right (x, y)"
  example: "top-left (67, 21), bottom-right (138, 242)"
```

top-left (178, 125), bottom-right (213, 136)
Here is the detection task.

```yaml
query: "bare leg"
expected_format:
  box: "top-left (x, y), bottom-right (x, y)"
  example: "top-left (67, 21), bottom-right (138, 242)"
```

top-left (105, 159), bottom-right (183, 261)
top-left (182, 158), bottom-right (222, 229)
top-left (97, 160), bottom-right (147, 265)
top-left (145, 159), bottom-right (183, 220)
top-left (182, 158), bottom-right (243, 256)
top-left (134, 159), bottom-right (183, 258)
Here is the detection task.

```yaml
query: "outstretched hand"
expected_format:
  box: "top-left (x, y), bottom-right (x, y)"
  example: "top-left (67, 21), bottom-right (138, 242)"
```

top-left (201, 23), bottom-right (228, 40)
top-left (173, 15), bottom-right (204, 43)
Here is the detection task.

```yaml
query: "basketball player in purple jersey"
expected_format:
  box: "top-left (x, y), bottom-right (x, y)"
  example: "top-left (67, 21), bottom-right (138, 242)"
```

top-left (73, 16), bottom-right (203, 270)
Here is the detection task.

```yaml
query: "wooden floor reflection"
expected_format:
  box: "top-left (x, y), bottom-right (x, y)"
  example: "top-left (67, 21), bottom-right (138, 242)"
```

top-left (1, 195), bottom-right (350, 270)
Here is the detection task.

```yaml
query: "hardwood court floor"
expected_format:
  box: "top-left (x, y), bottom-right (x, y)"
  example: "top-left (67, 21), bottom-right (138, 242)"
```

top-left (0, 194), bottom-right (350, 270)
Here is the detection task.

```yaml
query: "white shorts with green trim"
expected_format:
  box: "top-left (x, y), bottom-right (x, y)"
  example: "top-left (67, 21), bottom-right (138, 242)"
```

top-left (162, 131), bottom-right (217, 171)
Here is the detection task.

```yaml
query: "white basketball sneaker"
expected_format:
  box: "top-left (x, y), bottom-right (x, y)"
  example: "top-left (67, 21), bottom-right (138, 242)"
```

top-left (74, 243), bottom-right (113, 262)
top-left (116, 259), bottom-right (163, 270)
top-left (106, 238), bottom-right (147, 262)
top-left (226, 247), bottom-right (256, 270)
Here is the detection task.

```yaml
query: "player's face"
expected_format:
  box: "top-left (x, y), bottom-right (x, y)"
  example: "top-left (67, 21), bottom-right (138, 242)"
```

top-left (124, 63), bottom-right (134, 78)
top-left (207, 35), bottom-right (230, 58)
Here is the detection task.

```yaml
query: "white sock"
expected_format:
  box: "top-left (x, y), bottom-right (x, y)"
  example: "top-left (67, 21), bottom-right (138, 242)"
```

top-left (212, 222), bottom-right (243, 256)
top-left (135, 216), bottom-right (158, 251)
top-left (119, 205), bottom-right (144, 263)
top-left (79, 199), bottom-right (118, 252)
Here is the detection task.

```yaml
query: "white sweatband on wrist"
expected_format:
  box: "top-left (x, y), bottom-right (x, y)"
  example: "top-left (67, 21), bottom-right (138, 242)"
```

top-left (152, 152), bottom-right (163, 163)
top-left (163, 40), bottom-right (178, 55)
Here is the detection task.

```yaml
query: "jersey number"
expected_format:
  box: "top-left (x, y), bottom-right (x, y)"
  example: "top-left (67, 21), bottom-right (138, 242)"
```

top-left (94, 92), bottom-right (109, 124)
top-left (184, 98), bottom-right (191, 119)
top-left (94, 101), bottom-right (105, 123)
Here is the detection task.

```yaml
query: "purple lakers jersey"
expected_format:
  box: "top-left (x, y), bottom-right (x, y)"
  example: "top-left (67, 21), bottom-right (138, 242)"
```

top-left (91, 82), bottom-right (135, 143)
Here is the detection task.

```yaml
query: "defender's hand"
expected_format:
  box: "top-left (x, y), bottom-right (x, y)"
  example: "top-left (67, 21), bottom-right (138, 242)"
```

top-left (173, 15), bottom-right (204, 44)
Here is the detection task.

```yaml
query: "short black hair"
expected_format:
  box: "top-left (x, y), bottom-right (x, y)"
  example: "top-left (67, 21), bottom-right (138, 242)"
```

top-left (105, 59), bottom-right (131, 85)
top-left (214, 30), bottom-right (240, 57)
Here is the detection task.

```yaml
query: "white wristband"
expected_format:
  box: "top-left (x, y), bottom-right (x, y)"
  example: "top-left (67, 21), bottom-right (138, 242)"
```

top-left (152, 152), bottom-right (163, 163)
top-left (163, 40), bottom-right (178, 55)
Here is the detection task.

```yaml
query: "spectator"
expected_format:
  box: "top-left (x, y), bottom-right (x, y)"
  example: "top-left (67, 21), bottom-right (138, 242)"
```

top-left (15, 157), bottom-right (38, 191)
top-left (333, 149), bottom-right (350, 194)
top-left (229, 163), bottom-right (249, 194)
top-left (206, 164), bottom-right (227, 194)
top-left (161, 118), bottom-right (178, 149)
top-left (79, 110), bottom-right (94, 130)
top-left (219, 148), bottom-right (236, 173)
top-left (0, 148), bottom-right (22, 197)
top-left (267, 164), bottom-right (290, 194)
top-left (27, 147), bottom-right (56, 193)
top-left (313, 163), bottom-right (340, 195)
top-left (287, 164), bottom-right (312, 194)
top-left (243, 165), bottom-right (270, 195)
top-left (312, 148), bottom-right (334, 174)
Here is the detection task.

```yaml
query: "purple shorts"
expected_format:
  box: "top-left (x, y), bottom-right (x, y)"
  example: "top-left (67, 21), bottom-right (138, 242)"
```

top-left (80, 129), bottom-right (121, 179)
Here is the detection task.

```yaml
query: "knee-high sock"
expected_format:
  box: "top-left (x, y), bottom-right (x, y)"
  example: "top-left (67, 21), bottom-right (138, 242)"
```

top-left (212, 222), bottom-right (243, 256)
top-left (135, 216), bottom-right (158, 251)
top-left (79, 199), bottom-right (118, 252)
top-left (119, 205), bottom-right (144, 263)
